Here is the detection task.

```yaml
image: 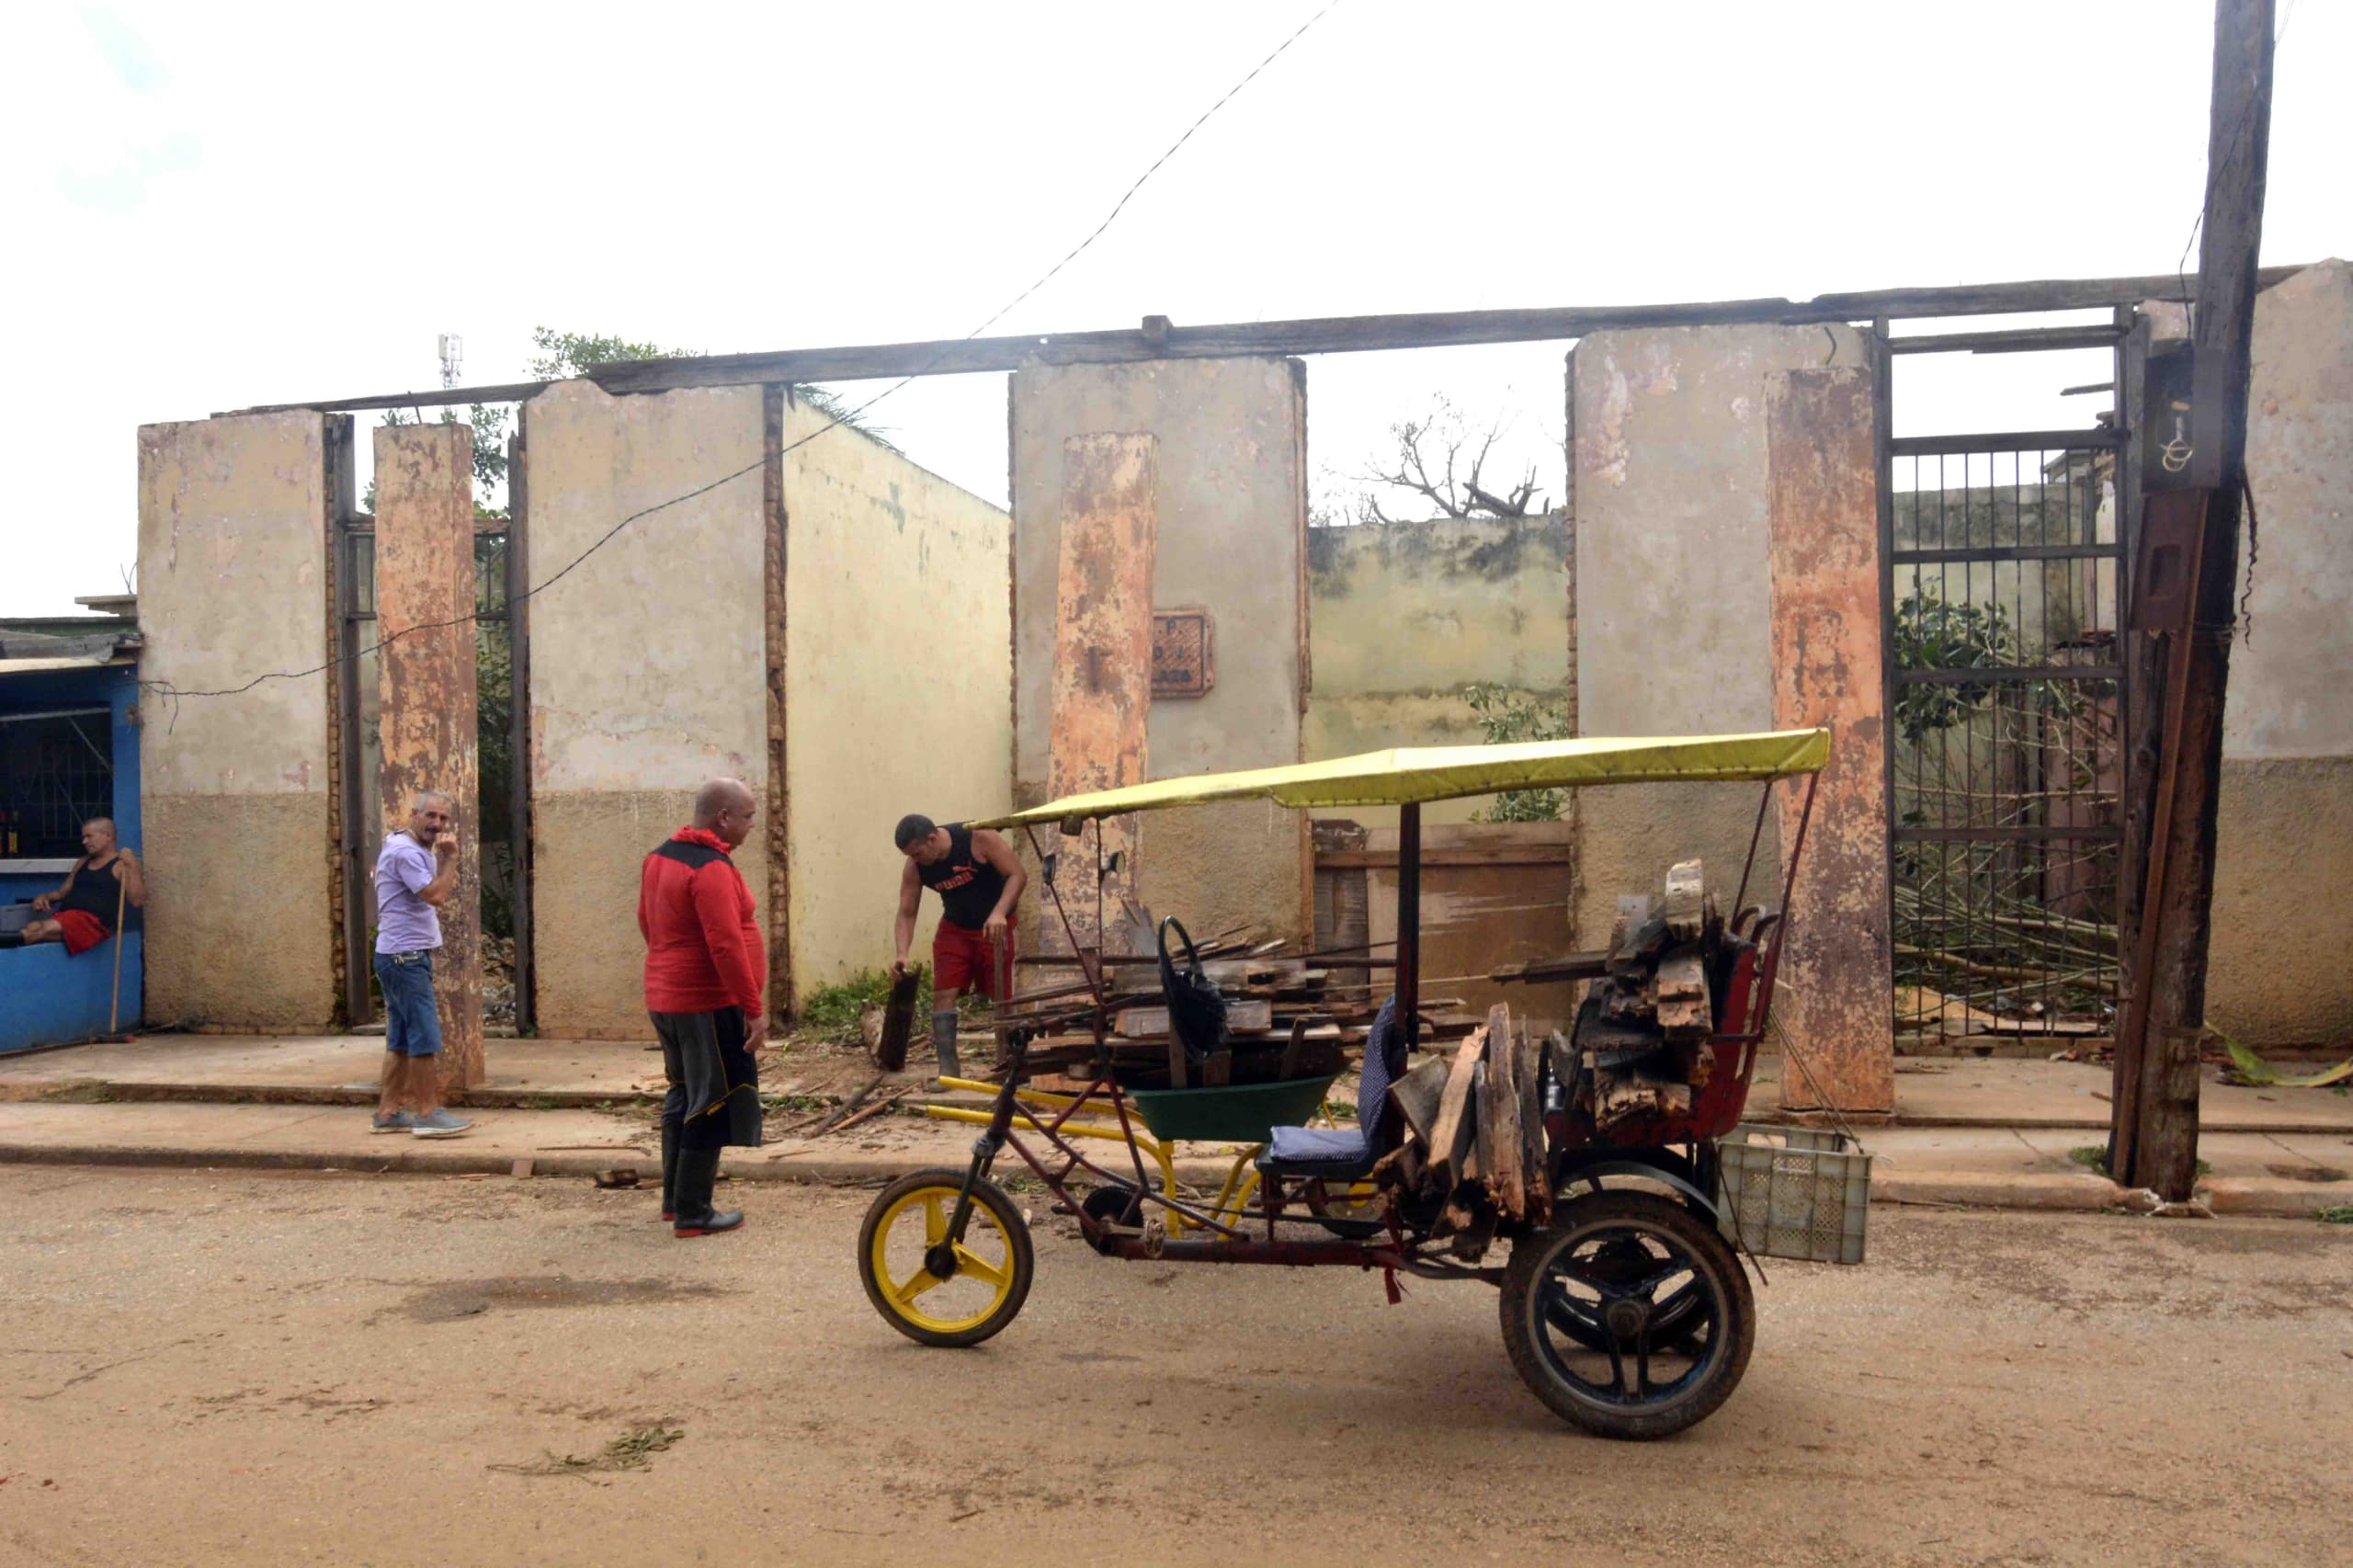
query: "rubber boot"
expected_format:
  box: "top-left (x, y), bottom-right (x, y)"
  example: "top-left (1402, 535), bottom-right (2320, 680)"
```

top-left (658, 1119), bottom-right (680, 1223)
top-left (932, 1008), bottom-right (961, 1087)
top-left (671, 1147), bottom-right (744, 1238)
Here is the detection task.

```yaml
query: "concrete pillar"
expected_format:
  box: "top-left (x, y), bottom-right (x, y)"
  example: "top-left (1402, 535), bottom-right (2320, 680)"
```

top-left (1010, 358), bottom-right (1309, 947)
top-left (1767, 369), bottom-right (1895, 1113)
top-left (374, 423), bottom-right (483, 1088)
top-left (523, 381), bottom-right (767, 1039)
top-left (136, 412), bottom-right (336, 1031)
top-left (1569, 325), bottom-right (1871, 943)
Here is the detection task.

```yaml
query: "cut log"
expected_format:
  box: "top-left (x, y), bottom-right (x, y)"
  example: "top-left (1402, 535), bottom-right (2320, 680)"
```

top-left (1475, 1004), bottom-right (1527, 1222)
top-left (1387, 1054), bottom-right (1449, 1146)
top-left (1654, 945), bottom-right (1711, 1039)
top-left (1425, 1027), bottom-right (1487, 1191)
top-left (1664, 859), bottom-right (1706, 939)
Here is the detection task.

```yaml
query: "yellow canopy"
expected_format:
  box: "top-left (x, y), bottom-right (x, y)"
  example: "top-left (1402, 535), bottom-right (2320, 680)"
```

top-left (969, 729), bottom-right (1830, 830)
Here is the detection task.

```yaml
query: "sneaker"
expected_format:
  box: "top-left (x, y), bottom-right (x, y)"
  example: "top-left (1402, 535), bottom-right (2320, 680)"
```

top-left (410, 1109), bottom-right (473, 1139)
top-left (370, 1110), bottom-right (417, 1134)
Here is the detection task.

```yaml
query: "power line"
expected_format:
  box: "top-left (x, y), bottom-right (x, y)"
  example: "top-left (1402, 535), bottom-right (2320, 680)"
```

top-left (145, 3), bottom-right (1344, 711)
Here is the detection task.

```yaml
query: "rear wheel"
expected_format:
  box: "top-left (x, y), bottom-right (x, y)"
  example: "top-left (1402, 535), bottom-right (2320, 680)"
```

top-left (1499, 1190), bottom-right (1753, 1440)
top-left (858, 1169), bottom-right (1034, 1348)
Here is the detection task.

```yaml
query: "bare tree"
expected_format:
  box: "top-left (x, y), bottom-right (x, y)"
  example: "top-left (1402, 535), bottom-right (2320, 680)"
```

top-left (1351, 396), bottom-right (1549, 525)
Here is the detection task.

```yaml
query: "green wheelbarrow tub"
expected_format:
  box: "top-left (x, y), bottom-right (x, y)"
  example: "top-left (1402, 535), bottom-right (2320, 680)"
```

top-left (1121, 1074), bottom-right (1340, 1144)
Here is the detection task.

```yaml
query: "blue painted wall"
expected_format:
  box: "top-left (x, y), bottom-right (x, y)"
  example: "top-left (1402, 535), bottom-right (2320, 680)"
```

top-left (2, 663), bottom-right (142, 1051)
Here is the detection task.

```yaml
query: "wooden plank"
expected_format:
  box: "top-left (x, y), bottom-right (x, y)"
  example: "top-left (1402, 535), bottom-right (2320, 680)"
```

top-left (1662, 859), bottom-right (1705, 939)
top-left (1316, 845), bottom-right (1576, 869)
top-left (1474, 1004), bottom-right (1525, 1222)
top-left (1516, 1026), bottom-right (1552, 1226)
top-left (1117, 1000), bottom-right (1271, 1037)
top-left (1424, 1028), bottom-right (1487, 1190)
top-left (1041, 434), bottom-right (1157, 959)
top-left (1489, 950), bottom-right (1613, 984)
top-left (1387, 1054), bottom-right (1449, 1146)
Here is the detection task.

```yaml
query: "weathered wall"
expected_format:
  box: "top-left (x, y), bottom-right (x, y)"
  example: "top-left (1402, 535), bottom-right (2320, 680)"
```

top-left (2207, 259), bottom-right (2353, 1044)
top-left (780, 394), bottom-right (1012, 994)
top-left (1767, 368), bottom-right (1894, 1112)
top-left (1010, 358), bottom-right (1309, 945)
top-left (1306, 513), bottom-right (1570, 825)
top-left (524, 381), bottom-right (767, 1038)
top-left (1568, 324), bottom-right (1870, 942)
top-left (136, 413), bottom-right (336, 1030)
top-left (373, 423), bottom-right (483, 1085)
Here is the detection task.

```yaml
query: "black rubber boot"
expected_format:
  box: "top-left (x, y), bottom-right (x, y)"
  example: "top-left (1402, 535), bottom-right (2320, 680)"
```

top-left (658, 1119), bottom-right (680, 1223)
top-left (672, 1147), bottom-right (744, 1238)
top-left (932, 1008), bottom-right (961, 1085)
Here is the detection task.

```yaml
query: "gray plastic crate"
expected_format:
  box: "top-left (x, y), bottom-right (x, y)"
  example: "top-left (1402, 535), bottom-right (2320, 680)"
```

top-left (1715, 1125), bottom-right (1871, 1265)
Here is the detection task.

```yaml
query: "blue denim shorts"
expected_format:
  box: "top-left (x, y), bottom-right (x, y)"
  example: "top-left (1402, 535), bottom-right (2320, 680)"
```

top-left (375, 949), bottom-right (443, 1057)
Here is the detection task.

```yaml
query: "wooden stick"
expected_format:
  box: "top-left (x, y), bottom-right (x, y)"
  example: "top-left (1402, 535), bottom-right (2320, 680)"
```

top-left (107, 866), bottom-right (128, 1036)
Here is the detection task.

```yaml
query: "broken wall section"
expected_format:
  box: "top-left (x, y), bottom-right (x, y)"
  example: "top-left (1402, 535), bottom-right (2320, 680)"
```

top-left (1010, 358), bottom-right (1310, 946)
top-left (523, 381), bottom-right (768, 1039)
top-left (136, 412), bottom-right (337, 1031)
top-left (2204, 259), bottom-right (2353, 1046)
top-left (780, 393), bottom-right (1012, 996)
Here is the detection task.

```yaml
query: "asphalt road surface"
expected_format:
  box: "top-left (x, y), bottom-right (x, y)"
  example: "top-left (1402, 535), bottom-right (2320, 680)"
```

top-left (3, 1166), bottom-right (2346, 1567)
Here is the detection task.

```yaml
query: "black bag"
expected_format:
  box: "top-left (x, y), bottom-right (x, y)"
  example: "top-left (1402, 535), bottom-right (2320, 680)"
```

top-left (1157, 916), bottom-right (1230, 1064)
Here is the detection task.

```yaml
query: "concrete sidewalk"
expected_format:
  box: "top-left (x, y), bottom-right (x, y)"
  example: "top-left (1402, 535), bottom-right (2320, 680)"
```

top-left (2, 1090), bottom-right (2347, 1218)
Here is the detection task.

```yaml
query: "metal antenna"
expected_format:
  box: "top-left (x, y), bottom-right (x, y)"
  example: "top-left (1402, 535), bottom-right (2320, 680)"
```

top-left (437, 334), bottom-right (462, 391)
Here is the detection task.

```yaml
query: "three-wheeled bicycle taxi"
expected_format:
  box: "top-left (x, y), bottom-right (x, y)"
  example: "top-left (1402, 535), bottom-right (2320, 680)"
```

top-left (857, 728), bottom-right (1836, 1440)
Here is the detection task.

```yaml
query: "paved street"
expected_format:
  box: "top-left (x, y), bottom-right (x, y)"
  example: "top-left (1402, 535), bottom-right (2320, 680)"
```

top-left (3, 1165), bottom-right (2347, 1567)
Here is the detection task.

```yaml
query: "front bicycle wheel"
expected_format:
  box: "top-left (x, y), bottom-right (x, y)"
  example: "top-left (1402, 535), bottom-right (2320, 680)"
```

top-left (858, 1168), bottom-right (1035, 1348)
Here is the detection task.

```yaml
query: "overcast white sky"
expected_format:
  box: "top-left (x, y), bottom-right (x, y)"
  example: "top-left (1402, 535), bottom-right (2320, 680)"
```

top-left (4, 0), bottom-right (2344, 616)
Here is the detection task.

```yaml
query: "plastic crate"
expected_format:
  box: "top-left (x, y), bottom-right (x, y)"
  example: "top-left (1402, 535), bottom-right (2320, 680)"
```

top-left (1715, 1125), bottom-right (1871, 1265)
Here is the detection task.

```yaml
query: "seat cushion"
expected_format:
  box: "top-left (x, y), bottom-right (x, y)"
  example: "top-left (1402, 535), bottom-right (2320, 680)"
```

top-left (1257, 1123), bottom-right (1375, 1180)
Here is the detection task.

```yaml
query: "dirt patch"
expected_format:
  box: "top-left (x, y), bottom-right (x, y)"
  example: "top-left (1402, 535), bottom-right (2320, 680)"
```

top-left (392, 1275), bottom-right (731, 1323)
top-left (2264, 1164), bottom-right (2347, 1183)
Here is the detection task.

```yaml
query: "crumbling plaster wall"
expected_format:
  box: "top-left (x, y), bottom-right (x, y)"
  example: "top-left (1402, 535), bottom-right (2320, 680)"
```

top-left (523, 381), bottom-right (767, 1039)
top-left (1009, 358), bottom-right (1310, 945)
top-left (782, 394), bottom-right (1012, 993)
top-left (2205, 259), bottom-right (2353, 1045)
top-left (1569, 324), bottom-right (1871, 946)
top-left (136, 412), bottom-right (336, 1030)
top-left (1306, 513), bottom-right (1571, 825)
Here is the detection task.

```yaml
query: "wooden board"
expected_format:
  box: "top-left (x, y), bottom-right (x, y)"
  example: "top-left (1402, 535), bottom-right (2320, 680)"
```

top-left (1387, 1054), bottom-right (1449, 1146)
top-left (1516, 1025), bottom-right (1552, 1225)
top-left (1043, 433), bottom-right (1158, 958)
top-left (1425, 1028), bottom-right (1487, 1190)
top-left (1117, 999), bottom-right (1273, 1038)
top-left (1474, 1004), bottom-right (1526, 1221)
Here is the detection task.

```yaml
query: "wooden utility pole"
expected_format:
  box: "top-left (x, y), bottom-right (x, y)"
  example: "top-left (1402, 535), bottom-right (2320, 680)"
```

top-left (2110, 0), bottom-right (2274, 1198)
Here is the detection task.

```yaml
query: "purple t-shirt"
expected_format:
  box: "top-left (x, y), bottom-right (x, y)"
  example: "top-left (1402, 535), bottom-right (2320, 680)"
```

top-left (374, 833), bottom-right (442, 954)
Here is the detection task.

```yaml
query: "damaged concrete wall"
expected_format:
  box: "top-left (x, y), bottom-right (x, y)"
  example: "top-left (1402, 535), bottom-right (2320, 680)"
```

top-left (1306, 512), bottom-right (1571, 824)
top-left (523, 381), bottom-right (767, 1039)
top-left (780, 393), bottom-right (1012, 994)
top-left (1570, 324), bottom-right (1871, 946)
top-left (1010, 358), bottom-right (1310, 946)
top-left (2205, 259), bottom-right (2353, 1046)
top-left (136, 412), bottom-right (336, 1030)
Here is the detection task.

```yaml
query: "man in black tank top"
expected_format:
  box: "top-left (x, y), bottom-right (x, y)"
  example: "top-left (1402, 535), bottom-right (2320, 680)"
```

top-left (893, 813), bottom-right (1027, 1082)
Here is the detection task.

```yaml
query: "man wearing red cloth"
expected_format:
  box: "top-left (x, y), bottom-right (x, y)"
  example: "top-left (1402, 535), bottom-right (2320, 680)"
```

top-left (24, 817), bottom-right (143, 955)
top-left (638, 778), bottom-right (766, 1237)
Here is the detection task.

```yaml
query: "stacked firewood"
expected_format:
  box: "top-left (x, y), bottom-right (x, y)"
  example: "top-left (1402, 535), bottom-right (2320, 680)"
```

top-left (1370, 860), bottom-right (1733, 1256)
top-left (1370, 1002), bottom-right (1552, 1259)
top-left (990, 933), bottom-right (1479, 1088)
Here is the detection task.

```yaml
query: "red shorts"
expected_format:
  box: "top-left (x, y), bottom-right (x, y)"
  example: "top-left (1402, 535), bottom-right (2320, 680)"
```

top-left (54, 910), bottom-right (109, 957)
top-left (932, 918), bottom-right (1012, 998)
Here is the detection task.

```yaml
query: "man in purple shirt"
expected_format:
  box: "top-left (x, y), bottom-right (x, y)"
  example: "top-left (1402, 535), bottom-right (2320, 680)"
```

top-left (371, 790), bottom-right (471, 1137)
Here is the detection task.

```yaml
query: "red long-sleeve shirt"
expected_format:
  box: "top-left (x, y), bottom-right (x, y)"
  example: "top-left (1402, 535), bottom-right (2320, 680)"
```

top-left (638, 826), bottom-right (766, 1017)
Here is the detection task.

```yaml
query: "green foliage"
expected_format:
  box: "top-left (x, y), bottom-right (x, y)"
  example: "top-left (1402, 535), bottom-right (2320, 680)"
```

top-left (2068, 1144), bottom-right (2108, 1171)
top-left (1892, 589), bottom-right (2020, 743)
top-left (1462, 683), bottom-right (1572, 822)
top-left (797, 970), bottom-right (917, 1038)
top-left (2316, 1204), bottom-right (2353, 1225)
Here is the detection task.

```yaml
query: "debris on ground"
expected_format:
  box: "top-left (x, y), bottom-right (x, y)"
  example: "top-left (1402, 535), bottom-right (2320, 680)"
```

top-left (490, 1422), bottom-right (684, 1479)
top-left (2215, 1028), bottom-right (2353, 1088)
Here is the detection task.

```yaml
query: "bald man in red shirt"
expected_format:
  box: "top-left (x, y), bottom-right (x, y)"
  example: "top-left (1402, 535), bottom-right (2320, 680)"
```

top-left (639, 778), bottom-right (766, 1237)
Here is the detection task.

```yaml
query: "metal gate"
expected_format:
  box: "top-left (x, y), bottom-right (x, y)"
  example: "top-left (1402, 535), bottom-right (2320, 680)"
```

top-left (1879, 321), bottom-right (2131, 1045)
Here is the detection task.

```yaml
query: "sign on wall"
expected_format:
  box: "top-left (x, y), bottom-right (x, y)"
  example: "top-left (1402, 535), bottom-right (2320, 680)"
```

top-left (1151, 608), bottom-right (1214, 699)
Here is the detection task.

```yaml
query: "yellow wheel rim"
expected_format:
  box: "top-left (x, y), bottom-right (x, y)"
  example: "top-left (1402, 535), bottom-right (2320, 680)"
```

top-left (867, 1184), bottom-right (1018, 1335)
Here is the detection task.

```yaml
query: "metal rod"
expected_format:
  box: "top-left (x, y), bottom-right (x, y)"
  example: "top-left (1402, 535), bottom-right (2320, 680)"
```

top-left (1397, 802), bottom-right (1421, 1051)
top-left (1732, 781), bottom-right (1771, 916)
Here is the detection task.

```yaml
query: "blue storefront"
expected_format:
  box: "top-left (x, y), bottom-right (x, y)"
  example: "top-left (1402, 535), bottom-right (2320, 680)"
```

top-left (2, 652), bottom-right (142, 1052)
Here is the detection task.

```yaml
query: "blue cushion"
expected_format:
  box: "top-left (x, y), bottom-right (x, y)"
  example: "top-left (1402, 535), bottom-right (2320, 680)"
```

top-left (1256, 996), bottom-right (1400, 1179)
top-left (1267, 1124), bottom-right (1370, 1165)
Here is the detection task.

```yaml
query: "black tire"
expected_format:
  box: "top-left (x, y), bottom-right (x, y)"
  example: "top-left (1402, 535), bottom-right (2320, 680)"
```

top-left (1500, 1190), bottom-right (1754, 1440)
top-left (858, 1168), bottom-right (1035, 1348)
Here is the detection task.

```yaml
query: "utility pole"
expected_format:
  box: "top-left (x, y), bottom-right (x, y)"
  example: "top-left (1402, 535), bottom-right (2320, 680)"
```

top-left (2109, 0), bottom-right (2274, 1199)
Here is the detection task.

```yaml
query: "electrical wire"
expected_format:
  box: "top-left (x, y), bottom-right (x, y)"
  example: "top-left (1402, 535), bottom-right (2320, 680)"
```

top-left (143, 1), bottom-right (1345, 711)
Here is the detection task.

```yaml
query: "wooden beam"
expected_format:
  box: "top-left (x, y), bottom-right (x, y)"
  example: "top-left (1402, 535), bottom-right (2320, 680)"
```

top-left (2112, 0), bottom-right (2274, 1202)
top-left (233, 267), bottom-right (2314, 415)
